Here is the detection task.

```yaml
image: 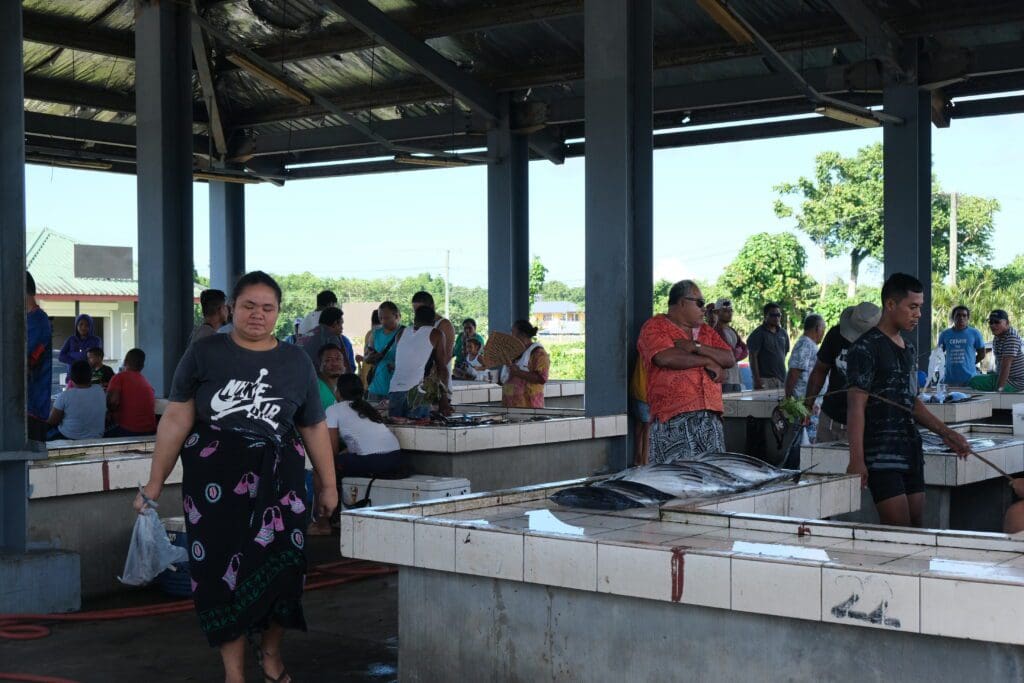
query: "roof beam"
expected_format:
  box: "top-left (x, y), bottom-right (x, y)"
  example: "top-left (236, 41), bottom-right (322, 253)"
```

top-left (703, 0), bottom-right (901, 124)
top-left (191, 19), bottom-right (228, 158)
top-left (235, 0), bottom-right (581, 72)
top-left (232, 111), bottom-right (479, 158)
top-left (24, 111), bottom-right (212, 157)
top-left (319, 0), bottom-right (501, 121)
top-left (527, 128), bottom-right (565, 165)
top-left (24, 76), bottom-right (135, 115)
top-left (22, 10), bottom-right (134, 59)
top-left (825, 0), bottom-right (905, 78)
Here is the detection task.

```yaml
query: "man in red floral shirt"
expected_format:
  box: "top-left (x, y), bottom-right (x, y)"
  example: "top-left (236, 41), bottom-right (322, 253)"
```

top-left (638, 280), bottom-right (736, 464)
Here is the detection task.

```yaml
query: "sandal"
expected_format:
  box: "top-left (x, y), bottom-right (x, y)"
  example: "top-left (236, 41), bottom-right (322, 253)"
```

top-left (249, 636), bottom-right (293, 683)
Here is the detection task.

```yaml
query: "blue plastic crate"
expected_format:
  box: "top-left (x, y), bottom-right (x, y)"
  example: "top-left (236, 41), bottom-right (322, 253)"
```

top-left (155, 525), bottom-right (192, 598)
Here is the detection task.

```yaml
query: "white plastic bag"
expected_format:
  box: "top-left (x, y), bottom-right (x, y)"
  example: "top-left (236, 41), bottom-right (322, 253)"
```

top-left (925, 345), bottom-right (946, 390)
top-left (119, 508), bottom-right (189, 586)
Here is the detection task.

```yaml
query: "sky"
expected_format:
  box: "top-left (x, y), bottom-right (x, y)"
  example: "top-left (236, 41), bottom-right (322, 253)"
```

top-left (25, 111), bottom-right (1024, 291)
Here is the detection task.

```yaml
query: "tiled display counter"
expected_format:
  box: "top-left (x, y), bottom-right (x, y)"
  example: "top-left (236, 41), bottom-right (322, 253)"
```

top-left (949, 386), bottom-right (1024, 425)
top-left (802, 424), bottom-right (1024, 530)
top-left (723, 392), bottom-right (993, 466)
top-left (28, 449), bottom-right (181, 598)
top-left (392, 410), bottom-right (628, 492)
top-left (449, 379), bottom-right (585, 408)
top-left (342, 476), bottom-right (1024, 681)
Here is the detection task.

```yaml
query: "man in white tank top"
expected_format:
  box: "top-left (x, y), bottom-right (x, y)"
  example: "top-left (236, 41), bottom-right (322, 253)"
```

top-left (411, 291), bottom-right (455, 365)
top-left (389, 305), bottom-right (451, 419)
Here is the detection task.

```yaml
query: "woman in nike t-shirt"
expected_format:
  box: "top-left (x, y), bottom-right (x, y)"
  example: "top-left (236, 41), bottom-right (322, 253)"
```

top-left (134, 271), bottom-right (337, 683)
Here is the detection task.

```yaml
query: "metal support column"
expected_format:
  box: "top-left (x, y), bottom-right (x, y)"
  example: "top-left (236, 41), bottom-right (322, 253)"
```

top-left (0, 0), bottom-right (30, 552)
top-left (584, 0), bottom-right (653, 468)
top-left (883, 78), bottom-right (932, 362)
top-left (135, 0), bottom-right (194, 395)
top-left (209, 181), bottom-right (246, 293)
top-left (487, 94), bottom-right (530, 332)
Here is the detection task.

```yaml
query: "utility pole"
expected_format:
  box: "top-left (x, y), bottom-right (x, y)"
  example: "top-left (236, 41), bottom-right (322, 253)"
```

top-left (444, 249), bottom-right (451, 319)
top-left (949, 192), bottom-right (958, 287)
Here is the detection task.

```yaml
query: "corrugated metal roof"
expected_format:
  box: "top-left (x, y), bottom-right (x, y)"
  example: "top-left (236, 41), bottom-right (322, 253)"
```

top-left (20, 0), bottom-right (1024, 177)
top-left (26, 228), bottom-right (204, 298)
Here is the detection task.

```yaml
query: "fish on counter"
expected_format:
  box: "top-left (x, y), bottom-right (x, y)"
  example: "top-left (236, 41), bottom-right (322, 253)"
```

top-left (549, 452), bottom-right (807, 511)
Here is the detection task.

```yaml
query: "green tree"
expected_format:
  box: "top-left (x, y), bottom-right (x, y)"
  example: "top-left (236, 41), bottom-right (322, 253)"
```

top-left (774, 143), bottom-right (999, 295)
top-left (931, 268), bottom-right (1024, 347)
top-left (718, 232), bottom-right (818, 335)
top-left (529, 256), bottom-right (548, 306)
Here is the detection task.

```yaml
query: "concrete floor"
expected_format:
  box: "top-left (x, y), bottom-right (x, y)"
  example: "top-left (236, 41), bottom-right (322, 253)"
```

top-left (0, 536), bottom-right (399, 683)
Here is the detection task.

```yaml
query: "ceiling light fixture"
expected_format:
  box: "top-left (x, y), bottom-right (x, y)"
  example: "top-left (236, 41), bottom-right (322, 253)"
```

top-left (815, 105), bottom-right (881, 128)
top-left (393, 154), bottom-right (471, 168)
top-left (193, 171), bottom-right (261, 184)
top-left (28, 157), bottom-right (114, 171)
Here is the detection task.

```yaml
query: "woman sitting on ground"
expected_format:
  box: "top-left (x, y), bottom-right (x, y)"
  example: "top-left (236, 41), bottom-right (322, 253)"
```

top-left (501, 320), bottom-right (550, 409)
top-left (326, 374), bottom-right (404, 478)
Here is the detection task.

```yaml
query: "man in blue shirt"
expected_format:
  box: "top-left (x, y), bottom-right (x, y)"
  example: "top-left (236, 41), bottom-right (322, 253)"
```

top-left (937, 305), bottom-right (986, 385)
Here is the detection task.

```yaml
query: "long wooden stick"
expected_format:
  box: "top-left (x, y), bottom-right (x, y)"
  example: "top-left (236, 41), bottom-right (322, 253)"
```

top-left (783, 388), bottom-right (1016, 482)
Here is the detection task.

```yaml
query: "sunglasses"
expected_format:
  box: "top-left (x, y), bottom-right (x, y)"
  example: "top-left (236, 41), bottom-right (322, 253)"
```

top-left (989, 319), bottom-right (1004, 324)
top-left (682, 296), bottom-right (705, 308)
top-left (767, 312), bottom-right (782, 318)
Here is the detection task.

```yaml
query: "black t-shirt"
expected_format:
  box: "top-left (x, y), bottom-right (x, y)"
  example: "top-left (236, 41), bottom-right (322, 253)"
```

top-left (169, 334), bottom-right (325, 440)
top-left (92, 364), bottom-right (115, 387)
top-left (817, 326), bottom-right (851, 422)
top-left (846, 327), bottom-right (921, 472)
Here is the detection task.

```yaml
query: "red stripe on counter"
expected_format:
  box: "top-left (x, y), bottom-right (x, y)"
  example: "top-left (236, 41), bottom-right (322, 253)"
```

top-left (671, 547), bottom-right (685, 603)
top-left (102, 460), bottom-right (110, 491)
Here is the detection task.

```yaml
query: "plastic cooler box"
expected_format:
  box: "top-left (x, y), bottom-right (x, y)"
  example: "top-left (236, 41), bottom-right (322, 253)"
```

top-left (340, 475), bottom-right (471, 508)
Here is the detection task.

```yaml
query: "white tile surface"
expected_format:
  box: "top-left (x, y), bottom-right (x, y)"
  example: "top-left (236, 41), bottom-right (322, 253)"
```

top-left (570, 418), bottom-right (593, 441)
top-left (168, 459), bottom-right (183, 485)
top-left (455, 527), bottom-right (524, 581)
top-left (29, 466), bottom-right (57, 499)
top-left (106, 458), bottom-right (150, 490)
top-left (615, 415), bottom-right (629, 435)
top-left (821, 567), bottom-right (920, 632)
top-left (457, 427), bottom-right (493, 452)
top-left (732, 558), bottom-right (822, 621)
top-left (524, 536), bottom-right (597, 591)
top-left (593, 416), bottom-right (618, 439)
top-left (339, 514), bottom-right (354, 557)
top-left (55, 462), bottom-right (104, 496)
top-left (544, 420), bottom-right (572, 443)
top-left (753, 490), bottom-right (789, 516)
top-left (414, 521), bottom-right (456, 572)
top-left (391, 427), bottom-right (416, 450)
top-left (490, 424), bottom-right (521, 449)
top-left (597, 543), bottom-right (673, 601)
top-left (519, 421), bottom-right (547, 445)
top-left (677, 552), bottom-right (732, 609)
top-left (352, 516), bottom-right (415, 565)
top-left (415, 428), bottom-right (451, 452)
top-left (920, 577), bottom-right (1024, 644)
top-left (787, 482), bottom-right (821, 519)
top-left (820, 477), bottom-right (853, 518)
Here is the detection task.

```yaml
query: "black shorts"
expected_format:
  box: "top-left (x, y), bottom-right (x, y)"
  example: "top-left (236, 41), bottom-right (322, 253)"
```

top-left (867, 452), bottom-right (925, 504)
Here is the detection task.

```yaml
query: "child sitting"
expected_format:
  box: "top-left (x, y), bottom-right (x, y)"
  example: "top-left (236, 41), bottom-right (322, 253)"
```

top-left (453, 337), bottom-right (486, 380)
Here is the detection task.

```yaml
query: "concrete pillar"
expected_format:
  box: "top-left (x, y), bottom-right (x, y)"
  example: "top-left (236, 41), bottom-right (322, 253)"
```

top-left (883, 78), bottom-right (932, 362)
top-left (209, 181), bottom-right (246, 294)
top-left (0, 0), bottom-right (29, 552)
top-left (583, 0), bottom-right (654, 467)
top-left (135, 0), bottom-right (194, 395)
top-left (487, 94), bottom-right (530, 332)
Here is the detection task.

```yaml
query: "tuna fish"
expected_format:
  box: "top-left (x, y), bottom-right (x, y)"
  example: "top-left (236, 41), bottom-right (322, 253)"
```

top-left (549, 486), bottom-right (646, 511)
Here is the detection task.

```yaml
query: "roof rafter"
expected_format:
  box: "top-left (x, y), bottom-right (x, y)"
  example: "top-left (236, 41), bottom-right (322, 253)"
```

top-left (191, 19), bottom-right (228, 158)
top-left (825, 0), bottom-right (905, 78)
top-left (320, 0), bottom-right (501, 122)
top-left (234, 0), bottom-right (581, 73)
top-left (22, 9), bottom-right (134, 59)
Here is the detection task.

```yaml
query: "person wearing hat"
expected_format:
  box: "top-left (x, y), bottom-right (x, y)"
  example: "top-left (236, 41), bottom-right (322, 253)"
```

top-left (713, 298), bottom-right (747, 393)
top-left (803, 301), bottom-right (881, 443)
top-left (968, 309), bottom-right (1024, 393)
top-left (937, 306), bottom-right (986, 386)
top-left (846, 273), bottom-right (971, 528)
